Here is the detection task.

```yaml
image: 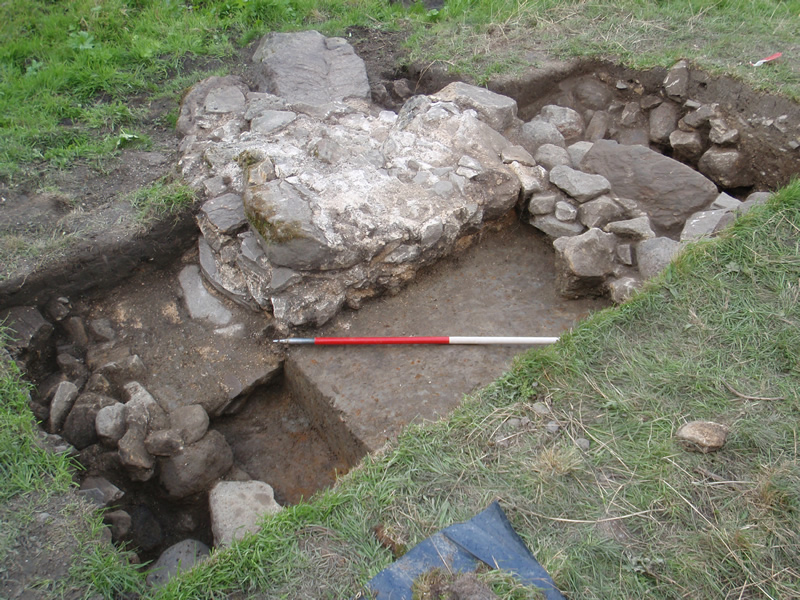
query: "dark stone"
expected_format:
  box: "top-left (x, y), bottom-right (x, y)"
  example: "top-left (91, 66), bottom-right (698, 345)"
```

top-left (0, 306), bottom-right (54, 376)
top-left (104, 510), bottom-right (132, 541)
top-left (130, 505), bottom-right (163, 552)
top-left (581, 140), bottom-right (718, 230)
top-left (62, 393), bottom-right (118, 450)
top-left (159, 430), bottom-right (234, 499)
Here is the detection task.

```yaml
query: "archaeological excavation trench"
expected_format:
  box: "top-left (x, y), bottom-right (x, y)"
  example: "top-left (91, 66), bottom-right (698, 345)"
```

top-left (1, 29), bottom-right (799, 582)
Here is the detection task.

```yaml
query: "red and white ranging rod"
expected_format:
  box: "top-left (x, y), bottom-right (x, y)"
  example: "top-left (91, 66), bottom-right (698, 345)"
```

top-left (272, 336), bottom-right (559, 346)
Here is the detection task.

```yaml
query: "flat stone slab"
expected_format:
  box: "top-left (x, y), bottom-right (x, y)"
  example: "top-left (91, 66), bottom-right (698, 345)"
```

top-left (88, 256), bottom-right (281, 417)
top-left (285, 224), bottom-right (608, 454)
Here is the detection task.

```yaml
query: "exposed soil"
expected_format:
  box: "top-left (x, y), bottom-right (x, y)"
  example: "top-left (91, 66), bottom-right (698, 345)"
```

top-left (2, 24), bottom-right (800, 599)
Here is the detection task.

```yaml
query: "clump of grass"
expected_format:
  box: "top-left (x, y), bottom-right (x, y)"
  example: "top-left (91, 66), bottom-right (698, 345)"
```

top-left (0, 342), bottom-right (73, 502)
top-left (404, 0), bottom-right (800, 99)
top-left (0, 0), bottom-right (407, 179)
top-left (128, 176), bottom-right (196, 224)
top-left (152, 181), bottom-right (800, 599)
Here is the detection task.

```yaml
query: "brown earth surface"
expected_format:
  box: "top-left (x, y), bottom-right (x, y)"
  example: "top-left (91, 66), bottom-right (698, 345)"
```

top-left (2, 25), bottom-right (800, 599)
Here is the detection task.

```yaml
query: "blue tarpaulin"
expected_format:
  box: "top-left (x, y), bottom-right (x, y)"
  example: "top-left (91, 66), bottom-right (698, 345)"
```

top-left (367, 501), bottom-right (565, 599)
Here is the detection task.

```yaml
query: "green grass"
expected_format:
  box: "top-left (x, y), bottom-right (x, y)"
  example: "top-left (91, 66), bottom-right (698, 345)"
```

top-left (0, 0), bottom-right (406, 179)
top-left (128, 176), bottom-right (197, 224)
top-left (405, 0), bottom-right (800, 94)
top-left (2, 0), bottom-right (798, 178)
top-left (0, 347), bottom-right (73, 502)
top-left (150, 181), bottom-right (800, 598)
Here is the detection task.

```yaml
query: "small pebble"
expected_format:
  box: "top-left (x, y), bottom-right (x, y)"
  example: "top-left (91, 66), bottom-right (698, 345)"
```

top-left (545, 421), bottom-right (560, 434)
top-left (576, 438), bottom-right (591, 451)
top-left (531, 402), bottom-right (550, 416)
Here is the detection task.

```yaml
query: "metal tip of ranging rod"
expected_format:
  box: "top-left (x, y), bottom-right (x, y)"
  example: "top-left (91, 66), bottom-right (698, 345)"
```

top-left (272, 338), bottom-right (315, 344)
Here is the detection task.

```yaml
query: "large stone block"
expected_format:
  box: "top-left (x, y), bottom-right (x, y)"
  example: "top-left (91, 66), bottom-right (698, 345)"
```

top-left (580, 140), bottom-right (718, 229)
top-left (252, 30), bottom-right (370, 105)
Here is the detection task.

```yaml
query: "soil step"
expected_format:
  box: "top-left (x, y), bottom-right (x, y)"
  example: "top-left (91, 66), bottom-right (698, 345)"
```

top-left (285, 222), bottom-right (608, 456)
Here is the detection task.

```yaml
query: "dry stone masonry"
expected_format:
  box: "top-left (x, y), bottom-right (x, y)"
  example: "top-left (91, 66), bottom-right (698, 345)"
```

top-left (0, 30), bottom-right (787, 587)
top-left (178, 32), bottom-right (772, 327)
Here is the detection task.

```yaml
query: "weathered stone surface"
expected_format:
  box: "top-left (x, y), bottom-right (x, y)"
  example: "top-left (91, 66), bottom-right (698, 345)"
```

top-left (663, 60), bottom-right (690, 100)
top-left (578, 195), bottom-right (625, 229)
top-left (616, 128), bottom-right (650, 147)
top-left (581, 140), bottom-right (718, 229)
top-left (177, 76), bottom-right (250, 137)
top-left (710, 192), bottom-right (742, 211)
top-left (170, 405), bottom-right (210, 445)
top-left (198, 237), bottom-right (257, 310)
top-left (200, 193), bottom-right (247, 235)
top-left (616, 243), bottom-right (634, 265)
top-left (95, 402), bottom-right (127, 443)
top-left (80, 476), bottom-right (123, 506)
top-left (146, 539), bottom-right (210, 588)
top-left (118, 425), bottom-right (155, 478)
top-left (124, 382), bottom-right (168, 428)
top-left (48, 381), bottom-right (79, 434)
top-left (573, 77), bottom-right (613, 110)
top-left (698, 147), bottom-right (753, 188)
top-left (680, 209), bottom-right (730, 242)
top-left (0, 306), bottom-right (53, 374)
top-left (528, 192), bottom-right (560, 216)
top-left (209, 480), bottom-right (282, 547)
top-left (85, 373), bottom-right (113, 395)
top-left (675, 420), bottom-right (728, 453)
top-left (62, 316), bottom-right (89, 351)
top-left (159, 430), bottom-right (234, 499)
top-left (145, 429), bottom-right (184, 456)
top-left (636, 237), bottom-right (680, 279)
top-left (205, 86), bottom-right (246, 115)
top-left (195, 94), bottom-right (518, 328)
top-left (87, 319), bottom-right (115, 343)
top-left (641, 95), bottom-right (662, 110)
top-left (649, 101), bottom-right (679, 144)
top-left (549, 165), bottom-right (610, 202)
top-left (252, 30), bottom-right (370, 105)
top-left (534, 143), bottom-right (571, 170)
top-left (555, 201), bottom-right (578, 222)
top-left (553, 228), bottom-right (618, 298)
top-left (508, 162), bottom-right (548, 198)
top-left (604, 216), bottom-right (656, 240)
top-left (103, 510), bottom-right (132, 541)
top-left (567, 141), bottom-right (593, 168)
top-left (584, 111), bottom-right (609, 142)
top-left (95, 354), bottom-right (147, 393)
top-left (250, 110), bottom-right (296, 135)
top-left (520, 118), bottom-right (565, 152)
top-left (45, 296), bottom-right (71, 322)
top-left (669, 129), bottom-right (704, 161)
top-left (178, 265), bottom-right (232, 326)
top-left (530, 215), bottom-right (585, 238)
top-left (500, 145), bottom-right (535, 166)
top-left (608, 276), bottom-right (642, 303)
top-left (681, 104), bottom-right (718, 129)
top-left (433, 81), bottom-right (518, 132)
top-left (620, 102), bottom-right (641, 127)
top-left (56, 353), bottom-right (88, 382)
top-left (537, 105), bottom-right (585, 142)
top-left (63, 393), bottom-right (118, 450)
top-left (742, 191), bottom-right (771, 211)
top-left (709, 118), bottom-right (739, 145)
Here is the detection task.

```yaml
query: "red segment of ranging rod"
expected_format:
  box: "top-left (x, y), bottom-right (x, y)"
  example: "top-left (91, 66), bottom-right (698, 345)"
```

top-left (272, 336), bottom-right (560, 345)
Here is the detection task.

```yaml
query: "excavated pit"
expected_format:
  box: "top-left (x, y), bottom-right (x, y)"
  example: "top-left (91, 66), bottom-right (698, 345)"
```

top-left (2, 47), bottom-right (799, 569)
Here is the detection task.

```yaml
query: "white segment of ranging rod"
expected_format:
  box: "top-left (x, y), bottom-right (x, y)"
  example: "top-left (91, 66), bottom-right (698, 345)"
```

top-left (448, 336), bottom-right (559, 345)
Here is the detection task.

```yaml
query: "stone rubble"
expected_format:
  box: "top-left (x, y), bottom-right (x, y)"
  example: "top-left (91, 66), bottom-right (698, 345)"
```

top-left (0, 30), bottom-right (784, 584)
top-left (173, 34), bottom-right (773, 324)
